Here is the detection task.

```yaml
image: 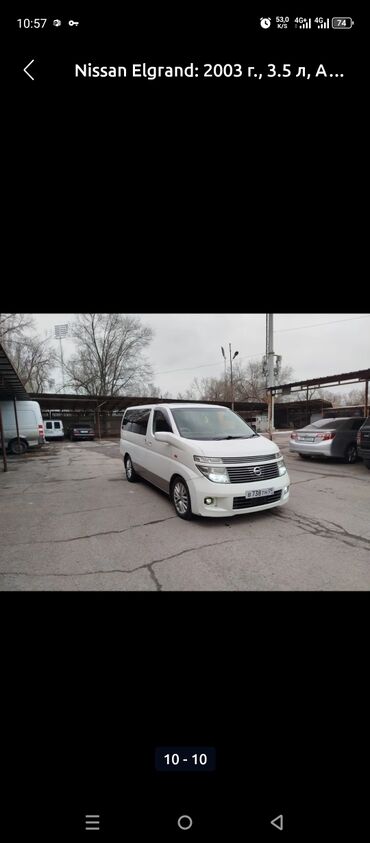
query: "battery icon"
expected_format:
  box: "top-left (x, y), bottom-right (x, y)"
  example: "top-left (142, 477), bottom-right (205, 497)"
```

top-left (331, 17), bottom-right (354, 28)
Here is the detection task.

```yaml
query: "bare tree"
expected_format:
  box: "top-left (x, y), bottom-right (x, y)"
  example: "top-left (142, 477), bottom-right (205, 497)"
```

top-left (317, 389), bottom-right (345, 406)
top-left (0, 313), bottom-right (35, 343)
top-left (177, 376), bottom-right (225, 402)
top-left (1, 314), bottom-right (57, 392)
top-left (181, 360), bottom-right (294, 403)
top-left (346, 387), bottom-right (366, 405)
top-left (5, 336), bottom-right (58, 392)
top-left (64, 313), bottom-right (155, 396)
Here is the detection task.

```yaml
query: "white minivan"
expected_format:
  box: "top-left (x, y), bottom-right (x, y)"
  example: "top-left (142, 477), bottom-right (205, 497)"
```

top-left (0, 400), bottom-right (45, 455)
top-left (44, 419), bottom-right (64, 440)
top-left (120, 403), bottom-right (290, 519)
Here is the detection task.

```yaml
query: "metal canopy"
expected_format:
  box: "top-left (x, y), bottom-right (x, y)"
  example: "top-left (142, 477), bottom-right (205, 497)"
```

top-left (29, 394), bottom-right (267, 413)
top-left (270, 369), bottom-right (370, 396)
top-left (0, 343), bottom-right (29, 400)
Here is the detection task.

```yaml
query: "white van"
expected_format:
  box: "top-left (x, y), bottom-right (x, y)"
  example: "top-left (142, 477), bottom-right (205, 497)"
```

top-left (120, 403), bottom-right (290, 519)
top-left (0, 400), bottom-right (45, 455)
top-left (44, 419), bottom-right (64, 440)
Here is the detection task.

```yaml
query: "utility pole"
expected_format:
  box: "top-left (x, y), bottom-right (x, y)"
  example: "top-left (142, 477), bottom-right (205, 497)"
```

top-left (54, 324), bottom-right (69, 393)
top-left (266, 314), bottom-right (275, 439)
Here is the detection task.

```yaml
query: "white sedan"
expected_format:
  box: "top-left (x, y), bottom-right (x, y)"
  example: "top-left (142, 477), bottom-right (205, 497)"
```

top-left (289, 417), bottom-right (364, 464)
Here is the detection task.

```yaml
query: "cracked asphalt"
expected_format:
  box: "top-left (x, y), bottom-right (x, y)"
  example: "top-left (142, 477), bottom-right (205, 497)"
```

top-left (0, 436), bottom-right (369, 591)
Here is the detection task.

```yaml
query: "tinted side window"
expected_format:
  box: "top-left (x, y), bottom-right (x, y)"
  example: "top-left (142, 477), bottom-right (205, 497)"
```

top-left (122, 409), bottom-right (150, 434)
top-left (153, 410), bottom-right (172, 433)
top-left (131, 410), bottom-right (150, 435)
top-left (122, 410), bottom-right (135, 431)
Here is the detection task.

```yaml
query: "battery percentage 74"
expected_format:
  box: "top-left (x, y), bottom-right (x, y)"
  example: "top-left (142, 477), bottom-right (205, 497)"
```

top-left (331, 17), bottom-right (354, 29)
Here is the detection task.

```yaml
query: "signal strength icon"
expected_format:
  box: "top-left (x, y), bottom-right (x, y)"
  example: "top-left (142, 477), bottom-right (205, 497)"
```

top-left (299, 18), bottom-right (311, 29)
top-left (317, 18), bottom-right (330, 29)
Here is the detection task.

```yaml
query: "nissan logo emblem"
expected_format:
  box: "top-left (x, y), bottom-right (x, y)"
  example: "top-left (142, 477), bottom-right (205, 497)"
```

top-left (253, 467), bottom-right (262, 476)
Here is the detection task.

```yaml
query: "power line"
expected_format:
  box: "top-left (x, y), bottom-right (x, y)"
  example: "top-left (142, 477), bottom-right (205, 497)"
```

top-left (276, 315), bottom-right (370, 333)
top-left (153, 352), bottom-right (263, 377)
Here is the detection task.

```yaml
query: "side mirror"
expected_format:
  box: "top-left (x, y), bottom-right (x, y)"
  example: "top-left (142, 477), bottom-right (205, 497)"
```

top-left (154, 431), bottom-right (174, 444)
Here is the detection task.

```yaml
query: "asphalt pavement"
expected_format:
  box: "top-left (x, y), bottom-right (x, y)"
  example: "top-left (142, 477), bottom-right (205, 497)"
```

top-left (0, 436), bottom-right (369, 590)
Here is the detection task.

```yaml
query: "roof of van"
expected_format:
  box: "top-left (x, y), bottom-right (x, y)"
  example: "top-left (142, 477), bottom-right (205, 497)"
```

top-left (125, 403), bottom-right (226, 411)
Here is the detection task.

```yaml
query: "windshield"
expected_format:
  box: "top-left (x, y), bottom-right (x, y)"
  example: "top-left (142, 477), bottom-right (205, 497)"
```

top-left (170, 407), bottom-right (257, 440)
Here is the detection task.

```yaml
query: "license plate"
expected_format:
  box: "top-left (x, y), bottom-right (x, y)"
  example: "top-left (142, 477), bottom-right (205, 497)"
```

top-left (299, 436), bottom-right (315, 442)
top-left (245, 487), bottom-right (274, 499)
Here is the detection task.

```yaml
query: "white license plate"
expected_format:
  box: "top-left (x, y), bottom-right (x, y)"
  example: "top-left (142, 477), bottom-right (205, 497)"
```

top-left (299, 436), bottom-right (315, 442)
top-left (245, 487), bottom-right (274, 499)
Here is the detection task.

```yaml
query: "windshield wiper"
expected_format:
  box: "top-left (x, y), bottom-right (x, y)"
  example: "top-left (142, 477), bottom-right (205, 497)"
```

top-left (218, 435), bottom-right (251, 440)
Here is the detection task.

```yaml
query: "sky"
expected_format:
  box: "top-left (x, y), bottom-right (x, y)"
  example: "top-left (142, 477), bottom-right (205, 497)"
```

top-left (33, 313), bottom-right (370, 399)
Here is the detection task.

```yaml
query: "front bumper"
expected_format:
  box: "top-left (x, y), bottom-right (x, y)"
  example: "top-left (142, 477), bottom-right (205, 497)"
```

top-left (188, 474), bottom-right (290, 517)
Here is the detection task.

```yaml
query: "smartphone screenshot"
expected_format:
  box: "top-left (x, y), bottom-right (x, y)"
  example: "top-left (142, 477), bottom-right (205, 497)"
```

top-left (4, 5), bottom-right (367, 839)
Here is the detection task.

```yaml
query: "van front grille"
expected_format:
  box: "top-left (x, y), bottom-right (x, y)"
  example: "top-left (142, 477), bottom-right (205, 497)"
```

top-left (227, 463), bottom-right (280, 483)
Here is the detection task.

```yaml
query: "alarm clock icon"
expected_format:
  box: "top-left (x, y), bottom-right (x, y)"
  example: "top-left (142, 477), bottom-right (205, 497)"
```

top-left (260, 17), bottom-right (271, 29)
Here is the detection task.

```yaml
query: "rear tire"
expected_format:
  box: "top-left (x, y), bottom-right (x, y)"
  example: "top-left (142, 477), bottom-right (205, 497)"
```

top-left (344, 443), bottom-right (357, 464)
top-left (299, 454), bottom-right (311, 460)
top-left (364, 461), bottom-right (370, 470)
top-left (171, 476), bottom-right (193, 520)
top-left (125, 455), bottom-right (139, 482)
top-left (8, 439), bottom-right (27, 455)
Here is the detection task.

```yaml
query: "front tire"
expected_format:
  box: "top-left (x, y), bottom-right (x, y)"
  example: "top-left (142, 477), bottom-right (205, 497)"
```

top-left (344, 443), bottom-right (357, 464)
top-left (299, 454), bottom-right (311, 460)
top-left (171, 476), bottom-right (193, 520)
top-left (125, 455), bottom-right (139, 482)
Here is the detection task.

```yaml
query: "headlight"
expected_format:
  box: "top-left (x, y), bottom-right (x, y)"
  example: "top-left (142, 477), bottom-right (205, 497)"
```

top-left (194, 456), bottom-right (223, 465)
top-left (278, 460), bottom-right (287, 476)
top-left (193, 457), bottom-right (230, 483)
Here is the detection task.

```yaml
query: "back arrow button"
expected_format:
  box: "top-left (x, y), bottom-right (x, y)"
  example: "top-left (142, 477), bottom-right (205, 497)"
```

top-left (270, 814), bottom-right (283, 831)
top-left (23, 59), bottom-right (35, 80)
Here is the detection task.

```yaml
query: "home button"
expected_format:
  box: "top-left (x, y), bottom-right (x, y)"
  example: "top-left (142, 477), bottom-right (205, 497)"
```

top-left (177, 815), bottom-right (193, 830)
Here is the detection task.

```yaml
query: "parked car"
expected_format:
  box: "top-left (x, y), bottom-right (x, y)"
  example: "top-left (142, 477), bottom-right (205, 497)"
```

top-left (289, 417), bottom-right (365, 464)
top-left (0, 399), bottom-right (45, 454)
top-left (67, 424), bottom-right (95, 441)
top-left (120, 403), bottom-right (290, 519)
top-left (357, 417), bottom-right (370, 469)
top-left (44, 419), bottom-right (64, 440)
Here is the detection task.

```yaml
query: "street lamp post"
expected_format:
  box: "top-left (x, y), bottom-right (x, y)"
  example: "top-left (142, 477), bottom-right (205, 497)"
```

top-left (229, 344), bottom-right (239, 410)
top-left (222, 344), bottom-right (239, 409)
top-left (221, 347), bottom-right (227, 399)
top-left (221, 343), bottom-right (239, 410)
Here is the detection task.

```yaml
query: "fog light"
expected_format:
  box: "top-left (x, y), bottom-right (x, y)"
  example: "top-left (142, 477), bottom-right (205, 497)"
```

top-left (204, 497), bottom-right (214, 505)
